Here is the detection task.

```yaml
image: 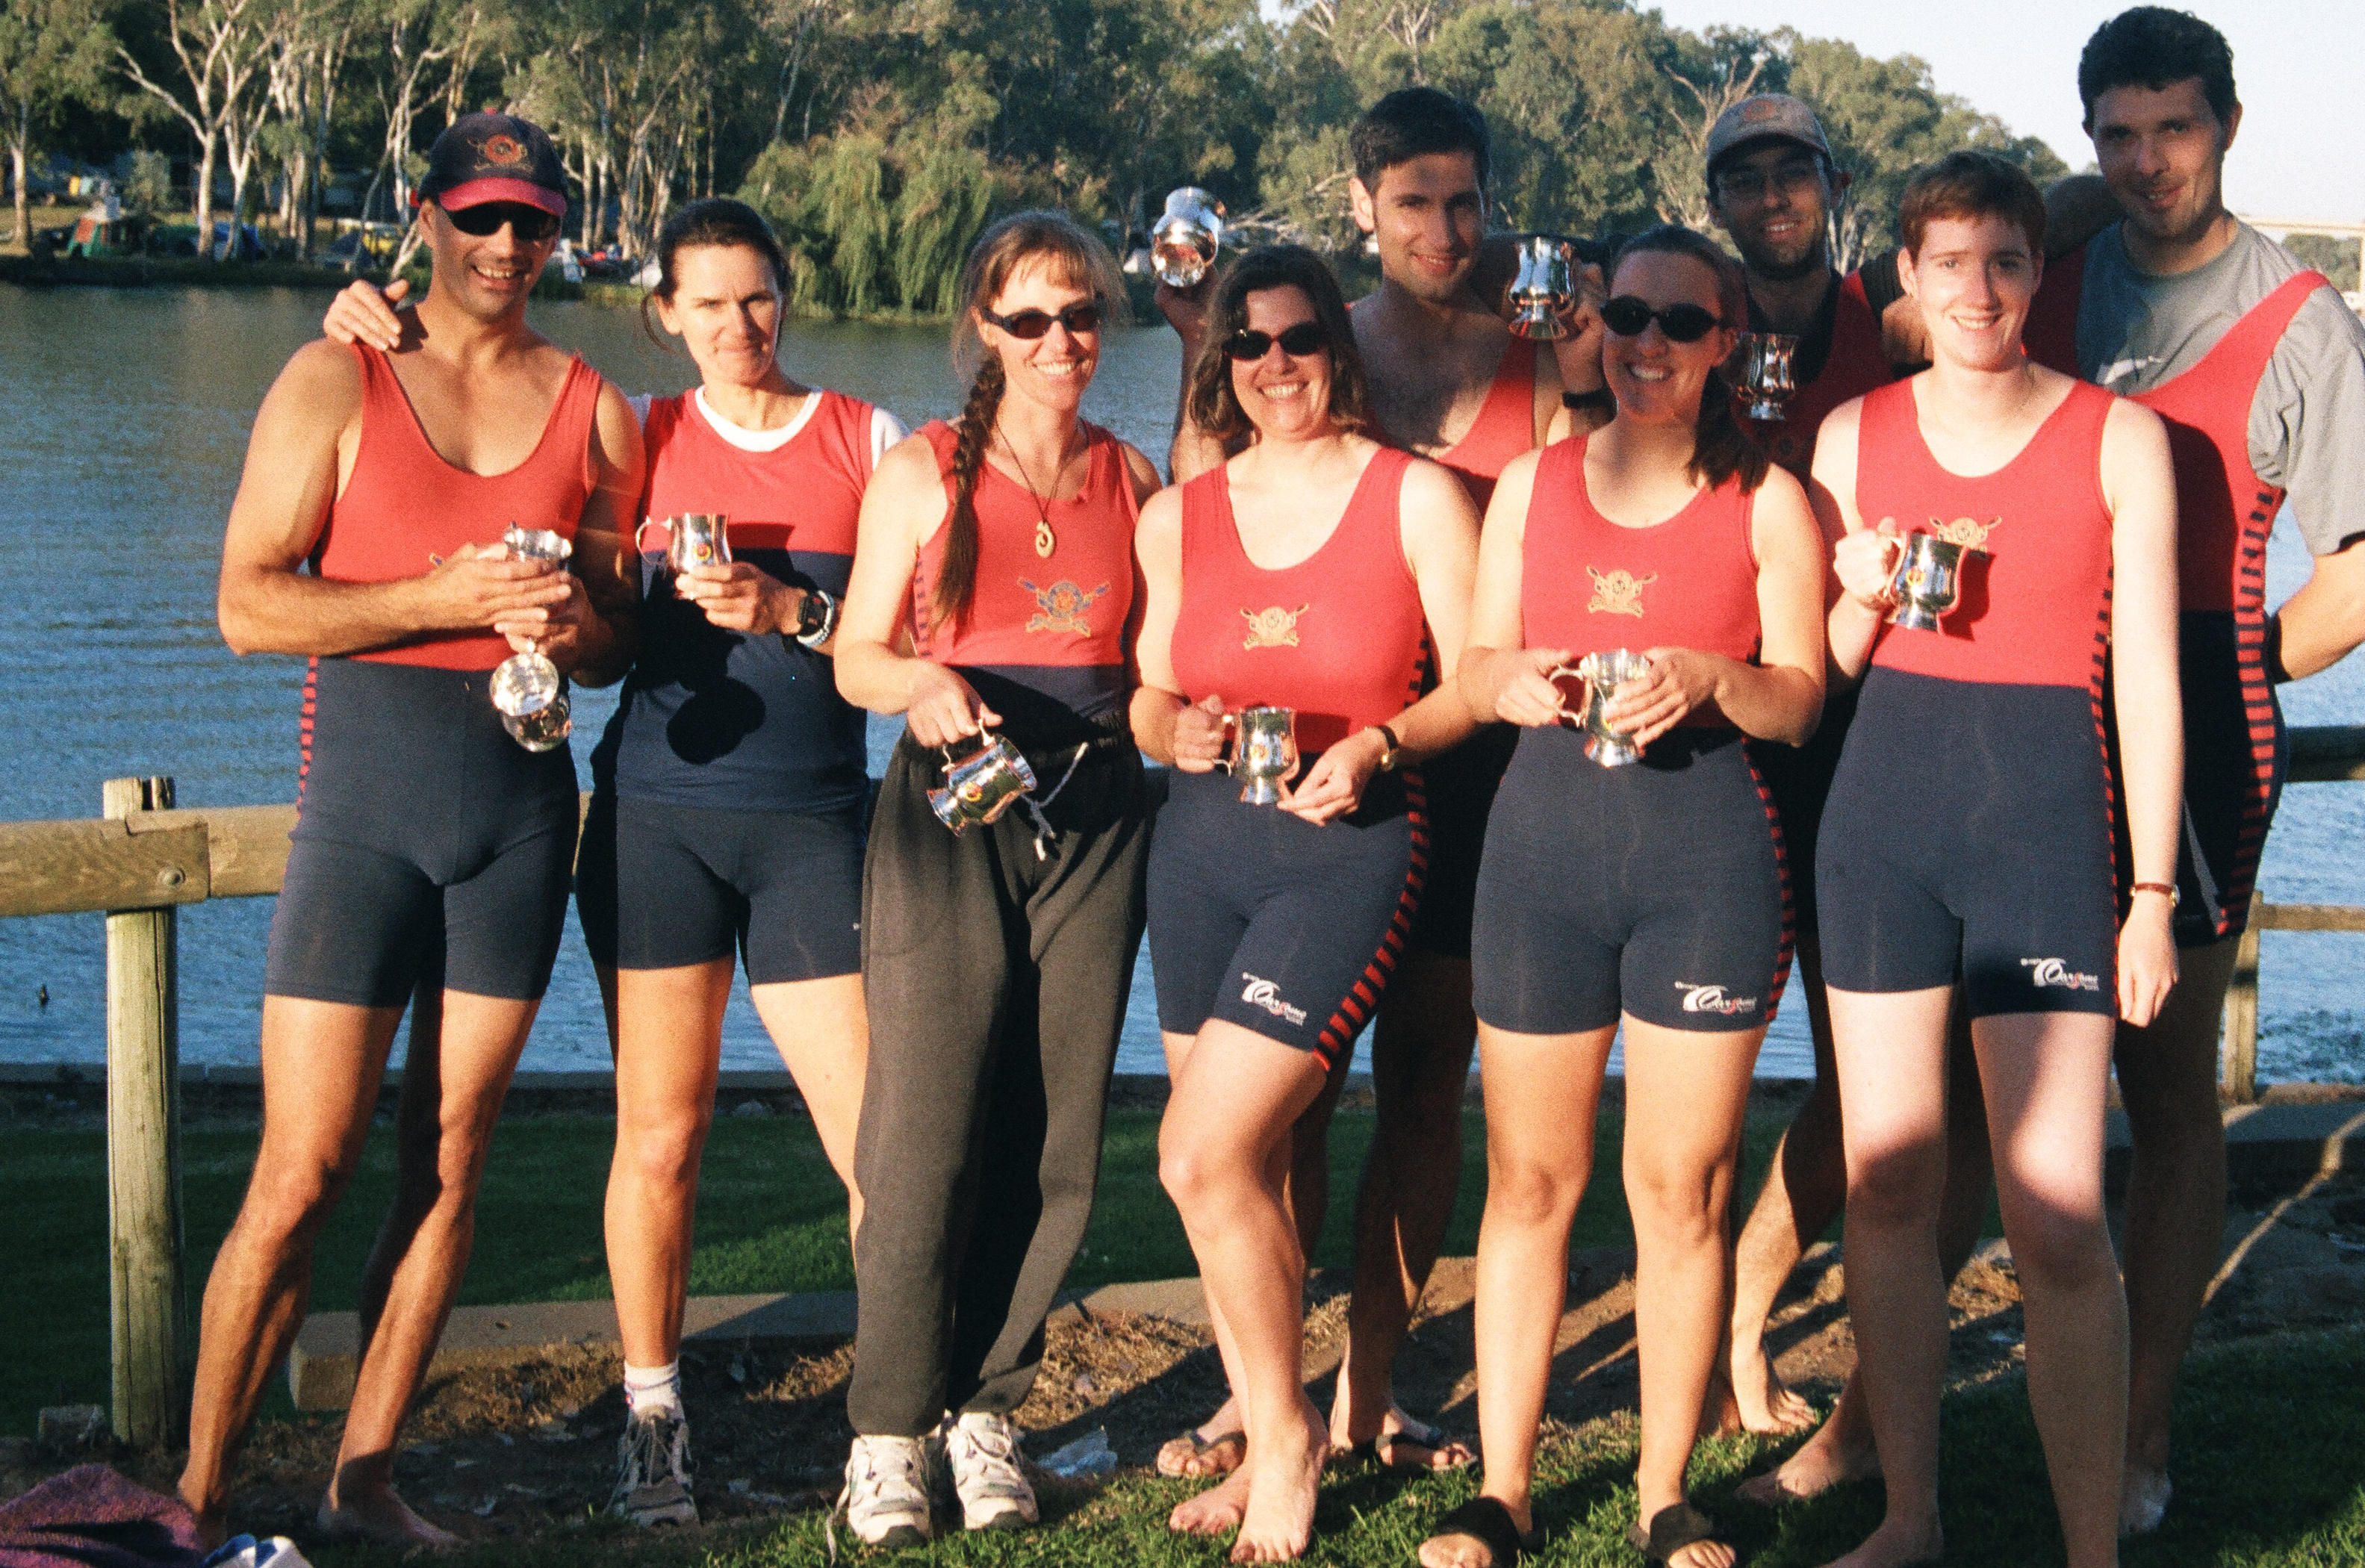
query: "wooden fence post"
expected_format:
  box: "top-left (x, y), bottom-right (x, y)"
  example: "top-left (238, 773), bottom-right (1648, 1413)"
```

top-left (2219, 890), bottom-right (2265, 1106)
top-left (104, 775), bottom-right (184, 1448)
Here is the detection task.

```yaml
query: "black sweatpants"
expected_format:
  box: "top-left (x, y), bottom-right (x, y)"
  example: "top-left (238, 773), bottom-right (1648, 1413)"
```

top-left (847, 726), bottom-right (1151, 1436)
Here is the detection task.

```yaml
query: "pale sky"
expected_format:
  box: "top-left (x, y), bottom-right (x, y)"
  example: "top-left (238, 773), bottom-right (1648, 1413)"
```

top-left (1641, 0), bottom-right (2364, 223)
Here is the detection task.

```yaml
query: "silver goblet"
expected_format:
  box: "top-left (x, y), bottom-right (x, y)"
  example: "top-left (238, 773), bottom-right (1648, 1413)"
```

top-left (1508, 235), bottom-right (1576, 341)
top-left (491, 524), bottom-right (574, 753)
top-left (928, 729), bottom-right (1039, 833)
top-left (634, 513), bottom-right (731, 586)
top-left (1884, 532), bottom-right (1976, 633)
top-left (1219, 705), bottom-right (1299, 806)
top-left (1556, 648), bottom-right (1653, 768)
top-left (1151, 187), bottom-right (1225, 290)
top-left (1734, 332), bottom-right (1800, 420)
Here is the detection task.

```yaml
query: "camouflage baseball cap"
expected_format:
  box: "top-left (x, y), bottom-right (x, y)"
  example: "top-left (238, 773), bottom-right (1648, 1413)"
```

top-left (1704, 94), bottom-right (1834, 181)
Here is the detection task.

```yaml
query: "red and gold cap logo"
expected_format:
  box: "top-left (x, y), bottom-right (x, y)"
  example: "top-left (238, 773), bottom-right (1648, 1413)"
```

top-left (480, 133), bottom-right (528, 167)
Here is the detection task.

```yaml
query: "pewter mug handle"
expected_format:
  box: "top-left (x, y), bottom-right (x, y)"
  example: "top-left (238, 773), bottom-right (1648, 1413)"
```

top-left (1213, 710), bottom-right (1238, 774)
top-left (633, 518), bottom-right (667, 558)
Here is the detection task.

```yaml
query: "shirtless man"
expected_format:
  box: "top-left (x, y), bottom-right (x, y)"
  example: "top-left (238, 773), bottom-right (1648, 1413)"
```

top-left (1158, 85), bottom-right (1602, 1482)
top-left (181, 113), bottom-right (643, 1547)
top-left (2025, 9), bottom-right (2365, 1535)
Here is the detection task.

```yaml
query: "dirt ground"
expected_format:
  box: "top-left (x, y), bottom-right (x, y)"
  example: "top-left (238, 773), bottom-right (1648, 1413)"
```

top-left (10, 1166), bottom-right (2365, 1549)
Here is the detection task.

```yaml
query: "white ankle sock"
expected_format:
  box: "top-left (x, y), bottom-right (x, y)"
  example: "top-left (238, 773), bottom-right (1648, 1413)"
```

top-left (624, 1360), bottom-right (682, 1420)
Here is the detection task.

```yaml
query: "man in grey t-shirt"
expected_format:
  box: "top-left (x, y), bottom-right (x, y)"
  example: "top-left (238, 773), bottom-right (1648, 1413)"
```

top-left (2060, 8), bottom-right (2365, 1539)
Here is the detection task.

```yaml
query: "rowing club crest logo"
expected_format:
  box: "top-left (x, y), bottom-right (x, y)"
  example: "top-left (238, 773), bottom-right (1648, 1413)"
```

top-left (478, 132), bottom-right (529, 168)
top-left (1021, 579), bottom-right (1109, 635)
top-left (1241, 604), bottom-right (1311, 650)
top-left (1587, 567), bottom-right (1656, 617)
top-left (1931, 516), bottom-right (2000, 550)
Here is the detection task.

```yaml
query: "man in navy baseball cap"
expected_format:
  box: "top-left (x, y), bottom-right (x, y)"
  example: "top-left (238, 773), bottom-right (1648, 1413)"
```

top-left (416, 111), bottom-right (569, 219)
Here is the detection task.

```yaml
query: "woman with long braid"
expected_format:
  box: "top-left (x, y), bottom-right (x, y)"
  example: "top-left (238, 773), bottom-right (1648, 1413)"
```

top-left (830, 211), bottom-right (1161, 1547)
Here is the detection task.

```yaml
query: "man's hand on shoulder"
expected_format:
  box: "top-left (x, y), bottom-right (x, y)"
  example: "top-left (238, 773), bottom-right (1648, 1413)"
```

top-left (323, 276), bottom-right (410, 351)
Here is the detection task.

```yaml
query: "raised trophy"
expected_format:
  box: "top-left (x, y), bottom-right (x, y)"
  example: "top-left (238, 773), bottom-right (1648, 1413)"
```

top-left (1507, 234), bottom-right (1576, 341)
top-left (1734, 332), bottom-right (1800, 420)
top-left (1150, 188), bottom-right (1225, 290)
top-left (1219, 705), bottom-right (1299, 805)
top-left (1552, 648), bottom-right (1653, 768)
top-left (1884, 532), bottom-right (1977, 632)
top-left (489, 525), bottom-right (573, 753)
top-left (928, 729), bottom-right (1039, 833)
top-left (634, 513), bottom-right (732, 585)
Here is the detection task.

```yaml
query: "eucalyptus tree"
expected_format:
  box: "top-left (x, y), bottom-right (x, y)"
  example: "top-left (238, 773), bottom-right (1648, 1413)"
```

top-left (0, 0), bottom-right (112, 246)
top-left (114, 0), bottom-right (276, 252)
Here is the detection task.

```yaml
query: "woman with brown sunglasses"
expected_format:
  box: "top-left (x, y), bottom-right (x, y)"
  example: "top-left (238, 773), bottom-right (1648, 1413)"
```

top-left (1134, 243), bottom-right (1479, 1562)
top-left (828, 210), bottom-right (1161, 1547)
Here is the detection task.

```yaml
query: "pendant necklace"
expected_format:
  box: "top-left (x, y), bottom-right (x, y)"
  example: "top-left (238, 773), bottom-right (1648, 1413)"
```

top-left (996, 422), bottom-right (1077, 559)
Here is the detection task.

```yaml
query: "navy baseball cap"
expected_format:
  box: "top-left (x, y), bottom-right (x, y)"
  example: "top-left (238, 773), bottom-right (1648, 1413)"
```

top-left (415, 113), bottom-right (568, 218)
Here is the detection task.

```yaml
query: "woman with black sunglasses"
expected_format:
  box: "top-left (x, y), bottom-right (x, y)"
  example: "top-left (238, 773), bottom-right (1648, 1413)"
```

top-left (828, 210), bottom-right (1160, 1547)
top-left (1133, 244), bottom-right (1479, 1561)
top-left (1422, 225), bottom-right (1825, 1568)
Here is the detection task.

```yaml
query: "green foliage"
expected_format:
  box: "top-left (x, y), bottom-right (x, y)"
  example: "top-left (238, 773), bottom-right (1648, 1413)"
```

top-left (2285, 233), bottom-right (2361, 293)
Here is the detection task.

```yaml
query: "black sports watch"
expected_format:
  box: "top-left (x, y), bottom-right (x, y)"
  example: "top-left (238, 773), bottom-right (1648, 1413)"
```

top-left (792, 587), bottom-right (839, 649)
top-left (1562, 386), bottom-right (1616, 419)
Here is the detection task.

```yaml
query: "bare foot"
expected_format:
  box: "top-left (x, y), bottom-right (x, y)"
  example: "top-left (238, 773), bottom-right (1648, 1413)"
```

top-left (1159, 1396), bottom-right (1249, 1478)
top-left (2120, 1465), bottom-right (2172, 1537)
top-left (1735, 1416), bottom-right (1881, 1508)
top-left (1231, 1406), bottom-right (1326, 1564)
top-left (316, 1485), bottom-right (461, 1549)
top-left (1169, 1466), bottom-right (1251, 1537)
top-left (1815, 1516), bottom-right (1942, 1567)
top-left (1721, 1342), bottom-right (1818, 1436)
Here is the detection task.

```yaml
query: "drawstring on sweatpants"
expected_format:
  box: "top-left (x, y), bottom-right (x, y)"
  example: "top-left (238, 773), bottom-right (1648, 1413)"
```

top-left (1018, 744), bottom-right (1089, 860)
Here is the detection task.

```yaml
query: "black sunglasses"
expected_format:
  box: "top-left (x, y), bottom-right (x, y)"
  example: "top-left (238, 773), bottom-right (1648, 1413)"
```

top-left (1223, 322), bottom-right (1328, 361)
top-left (982, 302), bottom-right (1103, 339)
top-left (444, 202), bottom-right (562, 243)
top-left (1600, 296), bottom-right (1724, 343)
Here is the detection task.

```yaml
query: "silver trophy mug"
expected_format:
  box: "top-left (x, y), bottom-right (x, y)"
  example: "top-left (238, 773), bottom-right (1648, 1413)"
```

top-left (928, 729), bottom-right (1039, 833)
top-left (634, 513), bottom-right (732, 585)
top-left (1151, 187), bottom-right (1225, 290)
top-left (1219, 705), bottom-right (1299, 805)
top-left (1734, 332), bottom-right (1800, 420)
top-left (490, 525), bottom-right (574, 752)
top-left (1885, 532), bottom-right (1975, 632)
top-left (1508, 235), bottom-right (1575, 342)
top-left (1559, 648), bottom-right (1651, 768)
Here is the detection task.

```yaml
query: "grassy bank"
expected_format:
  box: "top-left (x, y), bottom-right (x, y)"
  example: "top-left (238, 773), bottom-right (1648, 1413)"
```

top-left (0, 1106), bottom-right (1788, 1437)
top-left (302, 1325), bottom-right (2365, 1567)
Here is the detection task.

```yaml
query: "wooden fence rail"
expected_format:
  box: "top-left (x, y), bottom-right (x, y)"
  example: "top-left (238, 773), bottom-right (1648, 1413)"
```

top-left (5, 734), bottom-right (2365, 1446)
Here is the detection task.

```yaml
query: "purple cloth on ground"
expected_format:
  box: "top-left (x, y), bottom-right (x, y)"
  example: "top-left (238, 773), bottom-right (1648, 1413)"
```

top-left (0, 1466), bottom-right (205, 1568)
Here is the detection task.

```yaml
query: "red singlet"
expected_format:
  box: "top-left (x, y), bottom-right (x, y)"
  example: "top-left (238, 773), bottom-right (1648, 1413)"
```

top-left (1169, 448), bottom-right (1428, 757)
top-left (1856, 378), bottom-right (2117, 688)
top-left (1747, 271), bottom-right (1892, 476)
top-left (315, 343), bottom-right (601, 669)
top-left (910, 420), bottom-right (1137, 715)
top-left (1520, 438), bottom-right (1762, 725)
top-left (1434, 337), bottom-right (1538, 511)
top-left (638, 388), bottom-right (875, 556)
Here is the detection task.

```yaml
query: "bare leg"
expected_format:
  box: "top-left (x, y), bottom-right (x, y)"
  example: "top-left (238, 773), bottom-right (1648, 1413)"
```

top-left (605, 960), bottom-right (732, 1370)
top-left (1820, 984), bottom-right (1954, 1568)
top-left (1160, 1022), bottom-right (1331, 1563)
top-left (325, 985), bottom-right (540, 1544)
top-left (2113, 936), bottom-right (2240, 1534)
top-left (1626, 1020), bottom-right (1756, 1568)
top-left (1741, 1001), bottom-right (1995, 1508)
top-left (1976, 1011), bottom-right (2125, 1568)
top-left (177, 998), bottom-right (404, 1549)
top-left (1417, 1021), bottom-right (1614, 1568)
top-left (1723, 937), bottom-right (1842, 1437)
top-left (1334, 950), bottom-right (1479, 1464)
top-left (749, 971), bottom-right (869, 1236)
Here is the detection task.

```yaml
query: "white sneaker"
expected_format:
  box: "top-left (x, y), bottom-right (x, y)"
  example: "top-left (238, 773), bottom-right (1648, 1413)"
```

top-left (943, 1410), bottom-right (1038, 1531)
top-left (837, 1433), bottom-right (942, 1547)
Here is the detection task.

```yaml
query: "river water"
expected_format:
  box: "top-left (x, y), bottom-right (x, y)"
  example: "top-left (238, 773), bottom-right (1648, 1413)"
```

top-left (0, 284), bottom-right (2359, 1084)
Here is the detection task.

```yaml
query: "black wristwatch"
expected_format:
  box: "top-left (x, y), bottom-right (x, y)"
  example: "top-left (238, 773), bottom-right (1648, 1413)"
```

top-left (1373, 724), bottom-right (1402, 772)
top-left (1562, 386), bottom-right (1616, 418)
top-left (792, 587), bottom-right (839, 649)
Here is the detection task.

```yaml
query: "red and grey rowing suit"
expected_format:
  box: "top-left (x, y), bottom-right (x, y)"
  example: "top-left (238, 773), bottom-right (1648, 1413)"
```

top-left (263, 343), bottom-right (597, 1008)
top-left (1149, 447), bottom-right (1430, 1068)
top-left (1413, 334), bottom-right (1538, 960)
top-left (577, 388), bottom-right (899, 986)
top-left (2032, 224), bottom-right (2365, 945)
top-left (1472, 436), bottom-right (1791, 1035)
top-left (1818, 378), bottom-right (2122, 1018)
